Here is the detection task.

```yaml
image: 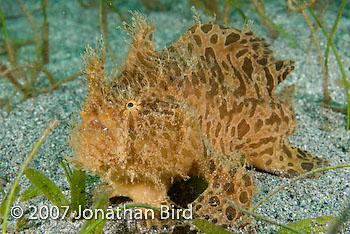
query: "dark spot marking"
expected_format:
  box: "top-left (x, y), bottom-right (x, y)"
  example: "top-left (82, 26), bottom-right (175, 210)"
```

top-left (265, 112), bottom-right (281, 126)
top-left (193, 35), bottom-right (202, 47)
top-left (225, 206), bottom-right (236, 221)
top-left (201, 24), bottom-right (213, 33)
top-left (235, 48), bottom-right (248, 58)
top-left (242, 57), bottom-right (253, 78)
top-left (266, 159), bottom-right (272, 165)
top-left (264, 67), bottom-right (275, 95)
top-left (282, 70), bottom-right (289, 81)
top-left (249, 137), bottom-right (275, 149)
top-left (239, 191), bottom-right (249, 204)
top-left (275, 61), bottom-right (283, 71)
top-left (280, 156), bottom-right (284, 161)
top-left (248, 99), bottom-right (258, 117)
top-left (301, 162), bottom-right (314, 171)
top-left (187, 43), bottom-right (194, 54)
top-left (209, 160), bottom-right (216, 173)
top-left (252, 43), bottom-right (259, 50)
top-left (283, 144), bottom-right (293, 158)
top-left (215, 122), bottom-right (222, 137)
top-left (235, 143), bottom-right (245, 150)
top-left (222, 61), bottom-right (229, 71)
top-left (228, 60), bottom-right (246, 97)
top-left (206, 79), bottom-right (219, 100)
top-left (287, 169), bottom-right (299, 177)
top-left (250, 37), bottom-right (263, 42)
top-left (257, 58), bottom-right (268, 66)
top-left (277, 74), bottom-right (283, 83)
top-left (237, 119), bottom-right (250, 139)
top-left (190, 24), bottom-right (198, 34)
top-left (288, 162), bottom-right (293, 166)
top-left (206, 121), bottom-right (211, 137)
top-left (223, 182), bottom-right (235, 195)
top-left (205, 103), bottom-right (210, 119)
top-left (212, 218), bottom-right (218, 224)
top-left (210, 34), bottom-right (218, 44)
top-left (297, 149), bottom-right (308, 159)
top-left (261, 147), bottom-right (274, 155)
top-left (242, 174), bottom-right (252, 187)
top-left (205, 47), bottom-right (216, 63)
top-left (213, 63), bottom-right (224, 84)
top-left (231, 126), bottom-right (235, 137)
top-left (219, 99), bottom-right (228, 119)
top-left (225, 32), bottom-right (240, 45)
top-left (208, 196), bottom-right (220, 207)
top-left (195, 204), bottom-right (202, 211)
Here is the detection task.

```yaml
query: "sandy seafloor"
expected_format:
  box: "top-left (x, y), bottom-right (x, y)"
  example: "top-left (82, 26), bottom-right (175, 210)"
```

top-left (0, 0), bottom-right (350, 233)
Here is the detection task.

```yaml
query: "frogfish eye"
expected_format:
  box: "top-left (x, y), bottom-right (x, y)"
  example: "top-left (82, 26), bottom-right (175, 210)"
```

top-left (127, 102), bottom-right (134, 108)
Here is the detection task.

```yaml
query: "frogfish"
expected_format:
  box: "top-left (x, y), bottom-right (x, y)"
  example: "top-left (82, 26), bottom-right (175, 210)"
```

top-left (71, 13), bottom-right (328, 231)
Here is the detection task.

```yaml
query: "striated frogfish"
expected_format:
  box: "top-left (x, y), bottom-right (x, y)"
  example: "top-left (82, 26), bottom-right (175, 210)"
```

top-left (71, 13), bottom-right (328, 231)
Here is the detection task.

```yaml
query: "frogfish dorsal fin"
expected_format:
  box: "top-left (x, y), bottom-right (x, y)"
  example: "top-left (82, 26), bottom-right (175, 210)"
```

top-left (123, 12), bottom-right (156, 69)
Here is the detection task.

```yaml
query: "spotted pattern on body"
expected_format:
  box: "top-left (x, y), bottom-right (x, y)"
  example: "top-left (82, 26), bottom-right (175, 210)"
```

top-left (71, 15), bottom-right (328, 232)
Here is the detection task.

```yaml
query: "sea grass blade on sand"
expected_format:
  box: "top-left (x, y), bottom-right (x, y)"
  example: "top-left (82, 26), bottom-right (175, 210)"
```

top-left (277, 216), bottom-right (336, 234)
top-left (25, 168), bottom-right (69, 209)
top-left (226, 199), bottom-right (306, 234)
top-left (193, 219), bottom-right (231, 234)
top-left (70, 169), bottom-right (86, 214)
top-left (235, 0), bottom-right (296, 48)
top-left (19, 184), bottom-right (42, 202)
top-left (309, 7), bottom-right (350, 130)
top-left (324, 0), bottom-right (347, 69)
top-left (251, 164), bottom-right (350, 213)
top-left (1, 120), bottom-right (59, 234)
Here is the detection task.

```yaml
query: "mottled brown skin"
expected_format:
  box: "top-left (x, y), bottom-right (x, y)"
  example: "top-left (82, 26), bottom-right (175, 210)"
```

top-left (71, 14), bottom-right (328, 231)
top-left (169, 22), bottom-right (327, 177)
